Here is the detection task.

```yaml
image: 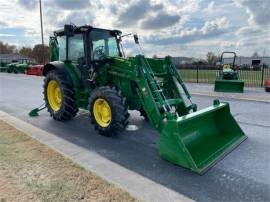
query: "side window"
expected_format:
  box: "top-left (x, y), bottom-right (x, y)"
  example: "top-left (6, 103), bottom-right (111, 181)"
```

top-left (68, 34), bottom-right (84, 62)
top-left (58, 36), bottom-right (66, 61)
top-left (107, 38), bottom-right (119, 57)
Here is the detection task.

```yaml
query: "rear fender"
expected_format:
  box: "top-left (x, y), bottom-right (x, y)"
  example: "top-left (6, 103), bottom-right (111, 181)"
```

top-left (43, 61), bottom-right (81, 88)
top-left (43, 61), bottom-right (86, 108)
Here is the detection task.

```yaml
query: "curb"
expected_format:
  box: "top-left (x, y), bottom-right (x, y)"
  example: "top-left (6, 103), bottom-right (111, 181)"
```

top-left (191, 92), bottom-right (270, 103)
top-left (0, 111), bottom-right (193, 202)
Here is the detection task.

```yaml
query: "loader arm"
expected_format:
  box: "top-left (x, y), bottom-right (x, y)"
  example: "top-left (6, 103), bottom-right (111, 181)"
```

top-left (133, 55), bottom-right (196, 129)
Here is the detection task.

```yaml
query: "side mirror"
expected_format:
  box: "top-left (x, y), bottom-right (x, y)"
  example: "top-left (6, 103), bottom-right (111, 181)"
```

top-left (134, 34), bottom-right (139, 44)
top-left (64, 24), bottom-right (74, 37)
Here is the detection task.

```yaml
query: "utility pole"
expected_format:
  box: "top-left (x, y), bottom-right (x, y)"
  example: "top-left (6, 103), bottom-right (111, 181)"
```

top-left (39, 0), bottom-right (45, 64)
top-left (263, 48), bottom-right (266, 57)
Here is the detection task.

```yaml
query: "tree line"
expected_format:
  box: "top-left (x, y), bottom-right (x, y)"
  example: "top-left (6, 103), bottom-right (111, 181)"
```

top-left (1, 40), bottom-right (265, 65)
top-left (0, 41), bottom-right (49, 64)
top-left (154, 51), bottom-right (265, 65)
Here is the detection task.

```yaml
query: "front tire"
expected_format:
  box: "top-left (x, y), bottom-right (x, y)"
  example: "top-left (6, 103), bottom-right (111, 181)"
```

top-left (44, 70), bottom-right (78, 120)
top-left (89, 86), bottom-right (129, 136)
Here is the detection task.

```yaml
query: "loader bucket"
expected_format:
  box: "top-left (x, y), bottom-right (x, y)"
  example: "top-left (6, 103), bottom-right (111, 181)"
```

top-left (159, 102), bottom-right (247, 174)
top-left (214, 79), bottom-right (244, 93)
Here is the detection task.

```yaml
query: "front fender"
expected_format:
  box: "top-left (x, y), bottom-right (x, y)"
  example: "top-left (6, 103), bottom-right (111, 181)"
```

top-left (43, 61), bottom-right (66, 76)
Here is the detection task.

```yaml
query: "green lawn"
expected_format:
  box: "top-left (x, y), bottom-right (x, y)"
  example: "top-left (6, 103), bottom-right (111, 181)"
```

top-left (178, 69), bottom-right (270, 87)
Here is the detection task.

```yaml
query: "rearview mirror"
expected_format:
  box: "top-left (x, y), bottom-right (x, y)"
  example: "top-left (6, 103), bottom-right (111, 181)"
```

top-left (134, 34), bottom-right (139, 44)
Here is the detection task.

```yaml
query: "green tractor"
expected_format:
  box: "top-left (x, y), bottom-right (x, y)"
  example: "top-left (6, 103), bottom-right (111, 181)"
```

top-left (214, 52), bottom-right (244, 93)
top-left (7, 59), bottom-right (30, 74)
top-left (32, 25), bottom-right (247, 174)
top-left (6, 62), bottom-right (17, 73)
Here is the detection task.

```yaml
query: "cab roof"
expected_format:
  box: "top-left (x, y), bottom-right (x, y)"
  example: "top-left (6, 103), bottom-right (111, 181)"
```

top-left (54, 24), bottom-right (122, 37)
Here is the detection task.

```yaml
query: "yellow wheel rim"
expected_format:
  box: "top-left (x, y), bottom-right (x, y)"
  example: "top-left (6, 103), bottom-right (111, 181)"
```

top-left (47, 80), bottom-right (62, 112)
top-left (93, 98), bottom-right (112, 127)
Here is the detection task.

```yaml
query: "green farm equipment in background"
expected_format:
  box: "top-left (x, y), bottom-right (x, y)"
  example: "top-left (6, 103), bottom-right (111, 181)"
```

top-left (214, 52), bottom-right (244, 93)
top-left (0, 59), bottom-right (9, 72)
top-left (7, 59), bottom-right (30, 74)
top-left (31, 25), bottom-right (247, 174)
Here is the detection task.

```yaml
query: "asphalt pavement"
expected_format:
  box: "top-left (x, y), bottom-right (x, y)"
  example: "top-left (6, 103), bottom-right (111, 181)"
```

top-left (0, 73), bottom-right (269, 201)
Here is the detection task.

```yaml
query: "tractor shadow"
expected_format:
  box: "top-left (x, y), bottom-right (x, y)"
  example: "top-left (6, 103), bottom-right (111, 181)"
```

top-left (33, 110), bottom-right (268, 202)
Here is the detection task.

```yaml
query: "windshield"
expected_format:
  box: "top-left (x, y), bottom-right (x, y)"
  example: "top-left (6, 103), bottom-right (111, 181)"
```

top-left (90, 29), bottom-right (120, 60)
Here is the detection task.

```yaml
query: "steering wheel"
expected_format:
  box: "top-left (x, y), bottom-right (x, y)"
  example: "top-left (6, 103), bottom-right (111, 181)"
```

top-left (93, 46), bottom-right (105, 60)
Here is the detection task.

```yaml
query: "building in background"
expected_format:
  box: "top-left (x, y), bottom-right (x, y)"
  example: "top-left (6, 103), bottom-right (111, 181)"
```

top-left (0, 53), bottom-right (36, 64)
top-left (222, 56), bottom-right (270, 66)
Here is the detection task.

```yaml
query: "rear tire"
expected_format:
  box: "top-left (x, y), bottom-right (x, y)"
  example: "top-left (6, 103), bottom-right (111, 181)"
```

top-left (89, 86), bottom-right (129, 136)
top-left (43, 70), bottom-right (78, 121)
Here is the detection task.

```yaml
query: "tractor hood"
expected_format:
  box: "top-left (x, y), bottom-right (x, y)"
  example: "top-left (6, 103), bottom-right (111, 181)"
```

top-left (105, 56), bottom-right (137, 70)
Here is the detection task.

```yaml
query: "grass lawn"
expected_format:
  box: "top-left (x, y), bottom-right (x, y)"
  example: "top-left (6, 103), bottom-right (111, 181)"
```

top-left (178, 69), bottom-right (270, 87)
top-left (0, 120), bottom-right (138, 202)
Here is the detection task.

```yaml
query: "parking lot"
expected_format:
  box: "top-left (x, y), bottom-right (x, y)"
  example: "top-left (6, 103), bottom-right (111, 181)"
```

top-left (0, 73), bottom-right (270, 201)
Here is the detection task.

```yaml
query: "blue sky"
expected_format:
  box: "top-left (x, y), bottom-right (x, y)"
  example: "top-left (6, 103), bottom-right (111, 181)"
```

top-left (0, 0), bottom-right (269, 58)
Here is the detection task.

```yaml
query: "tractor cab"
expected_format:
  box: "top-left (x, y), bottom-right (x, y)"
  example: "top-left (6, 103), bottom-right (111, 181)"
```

top-left (52, 25), bottom-right (122, 63)
top-left (50, 25), bottom-right (125, 84)
top-left (20, 59), bottom-right (29, 64)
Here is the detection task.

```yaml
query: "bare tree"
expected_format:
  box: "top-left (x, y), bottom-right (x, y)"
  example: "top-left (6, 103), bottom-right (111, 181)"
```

top-left (19, 47), bottom-right (32, 58)
top-left (31, 44), bottom-right (49, 64)
top-left (152, 54), bottom-right (158, 59)
top-left (252, 51), bottom-right (259, 57)
top-left (206, 52), bottom-right (218, 64)
top-left (0, 41), bottom-right (16, 54)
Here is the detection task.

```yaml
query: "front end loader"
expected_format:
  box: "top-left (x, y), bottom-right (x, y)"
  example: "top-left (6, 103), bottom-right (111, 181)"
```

top-left (31, 24), bottom-right (247, 174)
top-left (214, 52), bottom-right (244, 93)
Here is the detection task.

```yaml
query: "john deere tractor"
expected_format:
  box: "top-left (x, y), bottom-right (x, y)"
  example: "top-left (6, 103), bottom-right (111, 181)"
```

top-left (7, 59), bottom-right (30, 74)
top-left (33, 25), bottom-right (247, 174)
top-left (214, 52), bottom-right (244, 93)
